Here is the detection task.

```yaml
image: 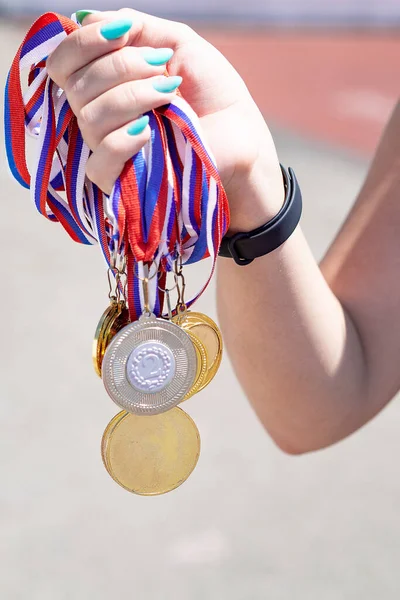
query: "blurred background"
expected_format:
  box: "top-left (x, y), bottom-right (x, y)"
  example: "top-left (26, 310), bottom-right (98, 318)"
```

top-left (1, 0), bottom-right (400, 25)
top-left (1, 2), bottom-right (399, 599)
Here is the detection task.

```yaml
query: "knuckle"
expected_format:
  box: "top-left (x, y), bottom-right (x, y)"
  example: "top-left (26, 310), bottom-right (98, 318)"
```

top-left (63, 73), bottom-right (79, 103)
top-left (123, 81), bottom-right (139, 108)
top-left (102, 134), bottom-right (122, 157)
top-left (70, 28), bottom-right (86, 55)
top-left (85, 155), bottom-right (107, 190)
top-left (85, 156), bottom-right (99, 186)
top-left (118, 7), bottom-right (134, 16)
top-left (86, 145), bottom-right (118, 194)
top-left (45, 52), bottom-right (58, 82)
top-left (110, 48), bottom-right (134, 79)
top-left (177, 22), bottom-right (196, 40)
top-left (77, 103), bottom-right (94, 131)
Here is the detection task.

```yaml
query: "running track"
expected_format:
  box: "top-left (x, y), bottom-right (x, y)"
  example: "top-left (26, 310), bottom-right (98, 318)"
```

top-left (199, 30), bottom-right (399, 157)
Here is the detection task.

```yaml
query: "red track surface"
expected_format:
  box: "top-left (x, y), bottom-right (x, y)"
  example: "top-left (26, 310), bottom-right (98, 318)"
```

top-left (199, 30), bottom-right (399, 157)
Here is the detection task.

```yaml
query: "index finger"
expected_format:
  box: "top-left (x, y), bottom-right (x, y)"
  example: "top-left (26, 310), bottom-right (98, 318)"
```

top-left (46, 15), bottom-right (134, 88)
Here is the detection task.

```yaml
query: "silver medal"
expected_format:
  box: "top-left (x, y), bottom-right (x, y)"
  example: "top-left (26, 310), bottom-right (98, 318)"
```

top-left (102, 313), bottom-right (197, 415)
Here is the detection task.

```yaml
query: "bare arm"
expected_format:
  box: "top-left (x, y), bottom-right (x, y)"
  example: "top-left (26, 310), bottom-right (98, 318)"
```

top-left (217, 101), bottom-right (400, 454)
top-left (47, 9), bottom-right (399, 453)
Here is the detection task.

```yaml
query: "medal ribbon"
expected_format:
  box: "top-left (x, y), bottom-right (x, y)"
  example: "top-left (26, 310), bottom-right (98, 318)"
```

top-left (4, 12), bottom-right (230, 320)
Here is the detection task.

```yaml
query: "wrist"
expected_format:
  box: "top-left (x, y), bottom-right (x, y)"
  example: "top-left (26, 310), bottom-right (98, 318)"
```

top-left (219, 165), bottom-right (302, 265)
top-left (226, 158), bottom-right (285, 234)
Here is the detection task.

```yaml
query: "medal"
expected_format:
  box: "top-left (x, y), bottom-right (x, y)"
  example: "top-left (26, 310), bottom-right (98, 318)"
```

top-left (102, 312), bottom-right (198, 415)
top-left (101, 408), bottom-right (200, 495)
top-left (183, 330), bottom-right (208, 401)
top-left (6, 12), bottom-right (231, 495)
top-left (174, 311), bottom-right (223, 393)
top-left (92, 300), bottom-right (130, 377)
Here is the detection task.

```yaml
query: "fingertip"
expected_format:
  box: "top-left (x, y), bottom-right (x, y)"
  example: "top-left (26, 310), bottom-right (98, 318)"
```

top-left (127, 115), bottom-right (150, 136)
top-left (100, 18), bottom-right (133, 41)
top-left (141, 47), bottom-right (174, 67)
top-left (75, 10), bottom-right (101, 25)
top-left (153, 75), bottom-right (182, 94)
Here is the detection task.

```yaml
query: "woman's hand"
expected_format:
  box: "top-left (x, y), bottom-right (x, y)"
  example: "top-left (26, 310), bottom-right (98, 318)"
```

top-left (46, 8), bottom-right (284, 232)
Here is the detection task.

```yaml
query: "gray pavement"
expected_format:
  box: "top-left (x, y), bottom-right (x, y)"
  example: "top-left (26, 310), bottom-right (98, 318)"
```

top-left (2, 21), bottom-right (400, 600)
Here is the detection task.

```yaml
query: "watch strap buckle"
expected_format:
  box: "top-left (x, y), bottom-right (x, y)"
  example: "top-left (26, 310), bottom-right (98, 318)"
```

top-left (227, 232), bottom-right (253, 266)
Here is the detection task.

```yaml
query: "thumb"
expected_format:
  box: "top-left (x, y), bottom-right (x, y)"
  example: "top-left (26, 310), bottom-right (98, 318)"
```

top-left (77, 8), bottom-right (195, 49)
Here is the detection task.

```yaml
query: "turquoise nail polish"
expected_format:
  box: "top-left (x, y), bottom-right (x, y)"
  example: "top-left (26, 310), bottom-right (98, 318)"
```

top-left (76, 10), bottom-right (100, 25)
top-left (153, 76), bottom-right (182, 94)
top-left (100, 19), bottom-right (133, 41)
top-left (142, 48), bottom-right (174, 67)
top-left (127, 116), bottom-right (149, 136)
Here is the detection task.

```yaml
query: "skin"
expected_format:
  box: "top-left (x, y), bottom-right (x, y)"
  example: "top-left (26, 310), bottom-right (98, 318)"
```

top-left (219, 102), bottom-right (400, 454)
top-left (47, 9), bottom-right (400, 454)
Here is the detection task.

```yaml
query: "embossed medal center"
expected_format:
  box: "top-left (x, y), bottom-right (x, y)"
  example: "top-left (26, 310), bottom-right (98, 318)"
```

top-left (126, 341), bottom-right (176, 393)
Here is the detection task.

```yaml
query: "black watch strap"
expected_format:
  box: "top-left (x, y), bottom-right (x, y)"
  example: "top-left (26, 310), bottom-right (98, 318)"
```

top-left (218, 165), bottom-right (302, 265)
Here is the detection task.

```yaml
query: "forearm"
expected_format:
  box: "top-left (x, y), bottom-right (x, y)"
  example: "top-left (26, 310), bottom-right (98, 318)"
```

top-left (217, 102), bottom-right (400, 454)
top-left (217, 222), bottom-right (367, 454)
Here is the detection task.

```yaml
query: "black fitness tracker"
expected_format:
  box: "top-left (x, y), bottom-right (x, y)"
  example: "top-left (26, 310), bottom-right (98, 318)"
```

top-left (218, 164), bottom-right (302, 266)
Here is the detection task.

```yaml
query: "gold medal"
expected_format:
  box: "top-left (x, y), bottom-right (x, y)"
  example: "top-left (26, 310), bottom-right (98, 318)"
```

top-left (183, 330), bottom-right (208, 401)
top-left (173, 312), bottom-right (223, 392)
top-left (93, 301), bottom-right (130, 377)
top-left (101, 408), bottom-right (201, 495)
top-left (93, 302), bottom-right (118, 377)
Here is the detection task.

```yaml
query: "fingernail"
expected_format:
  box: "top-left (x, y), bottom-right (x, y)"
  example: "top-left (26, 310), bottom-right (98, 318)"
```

top-left (100, 18), bottom-right (133, 41)
top-left (153, 76), bottom-right (182, 94)
top-left (142, 48), bottom-right (174, 67)
top-left (127, 115), bottom-right (150, 136)
top-left (76, 10), bottom-right (100, 25)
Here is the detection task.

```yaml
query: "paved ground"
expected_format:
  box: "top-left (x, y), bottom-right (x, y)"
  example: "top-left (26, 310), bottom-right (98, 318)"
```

top-left (1, 20), bottom-right (400, 600)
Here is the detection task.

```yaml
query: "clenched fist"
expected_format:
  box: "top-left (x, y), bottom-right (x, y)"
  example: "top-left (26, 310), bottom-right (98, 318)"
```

top-left (47, 8), bottom-right (284, 232)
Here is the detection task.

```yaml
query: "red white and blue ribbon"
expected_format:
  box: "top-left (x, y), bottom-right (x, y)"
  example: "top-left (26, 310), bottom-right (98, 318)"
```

top-left (4, 12), bottom-right (230, 320)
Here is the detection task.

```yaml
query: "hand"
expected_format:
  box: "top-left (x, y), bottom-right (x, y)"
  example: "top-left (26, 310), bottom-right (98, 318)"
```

top-left (47, 8), bottom-right (284, 231)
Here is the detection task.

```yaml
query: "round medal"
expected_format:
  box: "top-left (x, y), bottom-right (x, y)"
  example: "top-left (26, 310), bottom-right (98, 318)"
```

top-left (102, 313), bottom-right (197, 415)
top-left (182, 330), bottom-right (208, 401)
top-left (92, 301), bottom-right (130, 377)
top-left (101, 408), bottom-right (201, 495)
top-left (173, 312), bottom-right (223, 392)
top-left (93, 302), bottom-right (119, 377)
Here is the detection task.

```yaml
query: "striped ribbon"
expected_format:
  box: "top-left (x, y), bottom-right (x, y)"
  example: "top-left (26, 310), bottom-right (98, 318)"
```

top-left (4, 12), bottom-right (230, 320)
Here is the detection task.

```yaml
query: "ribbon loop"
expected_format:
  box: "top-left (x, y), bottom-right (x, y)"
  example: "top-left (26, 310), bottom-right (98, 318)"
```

top-left (5, 12), bottom-right (230, 320)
